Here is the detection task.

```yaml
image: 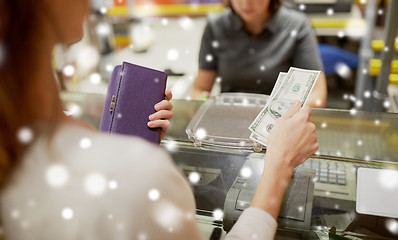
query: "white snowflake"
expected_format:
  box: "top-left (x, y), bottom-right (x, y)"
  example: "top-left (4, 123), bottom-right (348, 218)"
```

top-left (386, 219), bottom-right (398, 234)
top-left (178, 16), bottom-right (194, 31)
top-left (165, 140), bottom-right (178, 151)
top-left (335, 62), bottom-right (352, 79)
top-left (205, 54), bottom-right (213, 62)
top-left (212, 41), bottom-right (219, 48)
top-left (10, 209), bottom-right (20, 219)
top-left (297, 206), bottom-right (304, 212)
top-left (326, 8), bottom-right (334, 16)
top-left (46, 164), bottom-right (69, 188)
top-left (138, 233), bottom-right (148, 240)
top-left (195, 128), bottom-right (207, 140)
top-left (100, 7), bottom-right (107, 14)
top-left (108, 180), bottom-right (118, 190)
top-left (17, 127), bottom-right (34, 144)
top-left (63, 65), bottom-right (75, 77)
top-left (105, 63), bottom-right (114, 72)
top-left (383, 100), bottom-right (390, 108)
top-left (161, 18), bottom-right (169, 26)
top-left (167, 49), bottom-right (179, 61)
top-left (80, 137), bottom-right (92, 149)
top-left (84, 172), bottom-right (107, 196)
top-left (96, 23), bottom-right (111, 36)
top-left (89, 73), bottom-right (101, 85)
top-left (325, 191), bottom-right (331, 196)
top-left (62, 208), bottom-right (74, 220)
top-left (188, 172), bottom-right (200, 184)
top-left (240, 167), bottom-right (252, 178)
top-left (212, 209), bottom-right (224, 221)
top-left (148, 188), bottom-right (160, 201)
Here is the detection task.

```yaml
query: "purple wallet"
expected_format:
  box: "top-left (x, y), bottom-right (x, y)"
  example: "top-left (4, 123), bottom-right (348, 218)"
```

top-left (99, 62), bottom-right (167, 144)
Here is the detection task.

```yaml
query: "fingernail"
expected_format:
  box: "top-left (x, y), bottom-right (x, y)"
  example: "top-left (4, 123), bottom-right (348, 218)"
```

top-left (147, 122), bottom-right (154, 127)
top-left (293, 100), bottom-right (300, 106)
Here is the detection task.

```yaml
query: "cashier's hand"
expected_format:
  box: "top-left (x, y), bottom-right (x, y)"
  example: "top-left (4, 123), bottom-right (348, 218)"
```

top-left (148, 90), bottom-right (173, 141)
top-left (266, 100), bottom-right (319, 173)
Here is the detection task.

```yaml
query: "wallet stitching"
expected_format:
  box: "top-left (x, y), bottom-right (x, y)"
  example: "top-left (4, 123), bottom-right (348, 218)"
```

top-left (110, 63), bottom-right (125, 133)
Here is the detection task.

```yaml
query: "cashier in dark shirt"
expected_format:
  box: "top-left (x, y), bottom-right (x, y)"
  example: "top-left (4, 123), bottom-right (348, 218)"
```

top-left (191, 0), bottom-right (327, 108)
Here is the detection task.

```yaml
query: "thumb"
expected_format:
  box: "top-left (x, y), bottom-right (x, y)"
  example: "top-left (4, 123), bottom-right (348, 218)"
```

top-left (281, 100), bottom-right (301, 119)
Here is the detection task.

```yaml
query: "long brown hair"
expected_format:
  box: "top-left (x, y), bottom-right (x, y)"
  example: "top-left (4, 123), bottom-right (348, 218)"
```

top-left (269, 0), bottom-right (281, 14)
top-left (0, 0), bottom-right (58, 188)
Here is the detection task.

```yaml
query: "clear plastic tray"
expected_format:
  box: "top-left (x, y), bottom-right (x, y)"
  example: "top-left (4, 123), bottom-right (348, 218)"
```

top-left (186, 93), bottom-right (269, 151)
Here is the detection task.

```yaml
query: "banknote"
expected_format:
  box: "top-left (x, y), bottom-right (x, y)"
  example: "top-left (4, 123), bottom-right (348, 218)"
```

top-left (270, 72), bottom-right (287, 100)
top-left (249, 72), bottom-right (286, 146)
top-left (249, 132), bottom-right (268, 147)
top-left (249, 67), bottom-right (320, 146)
top-left (249, 72), bottom-right (287, 146)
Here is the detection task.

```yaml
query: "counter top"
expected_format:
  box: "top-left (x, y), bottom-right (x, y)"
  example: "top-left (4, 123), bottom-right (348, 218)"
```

top-left (61, 91), bottom-right (398, 239)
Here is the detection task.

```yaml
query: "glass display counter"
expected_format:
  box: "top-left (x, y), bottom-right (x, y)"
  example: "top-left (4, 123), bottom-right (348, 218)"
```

top-left (61, 92), bottom-right (398, 239)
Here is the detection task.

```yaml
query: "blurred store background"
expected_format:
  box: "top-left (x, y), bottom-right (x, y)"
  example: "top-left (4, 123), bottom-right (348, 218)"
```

top-left (56, 0), bottom-right (398, 113)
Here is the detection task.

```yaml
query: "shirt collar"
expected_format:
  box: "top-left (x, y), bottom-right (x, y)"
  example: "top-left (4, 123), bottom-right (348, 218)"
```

top-left (227, 6), bottom-right (285, 35)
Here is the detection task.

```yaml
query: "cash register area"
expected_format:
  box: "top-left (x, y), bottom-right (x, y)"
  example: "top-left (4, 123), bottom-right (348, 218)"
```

top-left (58, 0), bottom-right (398, 239)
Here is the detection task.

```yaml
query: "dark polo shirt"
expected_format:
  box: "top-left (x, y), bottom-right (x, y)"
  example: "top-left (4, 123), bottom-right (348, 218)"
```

top-left (198, 6), bottom-right (323, 95)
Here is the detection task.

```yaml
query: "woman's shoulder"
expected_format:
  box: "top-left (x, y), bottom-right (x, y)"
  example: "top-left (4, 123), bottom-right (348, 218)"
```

top-left (1, 124), bottom-right (195, 240)
top-left (53, 123), bottom-right (173, 170)
top-left (276, 6), bottom-right (310, 26)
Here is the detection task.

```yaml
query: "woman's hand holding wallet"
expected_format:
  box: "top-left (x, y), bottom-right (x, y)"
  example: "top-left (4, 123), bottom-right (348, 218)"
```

top-left (148, 89), bottom-right (173, 141)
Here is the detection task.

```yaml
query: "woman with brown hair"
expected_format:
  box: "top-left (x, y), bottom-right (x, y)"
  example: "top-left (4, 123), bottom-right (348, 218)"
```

top-left (0, 0), bottom-right (318, 239)
top-left (192, 0), bottom-right (328, 108)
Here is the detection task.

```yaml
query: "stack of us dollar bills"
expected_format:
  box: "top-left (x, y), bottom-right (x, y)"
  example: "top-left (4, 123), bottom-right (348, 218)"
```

top-left (248, 67), bottom-right (320, 147)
